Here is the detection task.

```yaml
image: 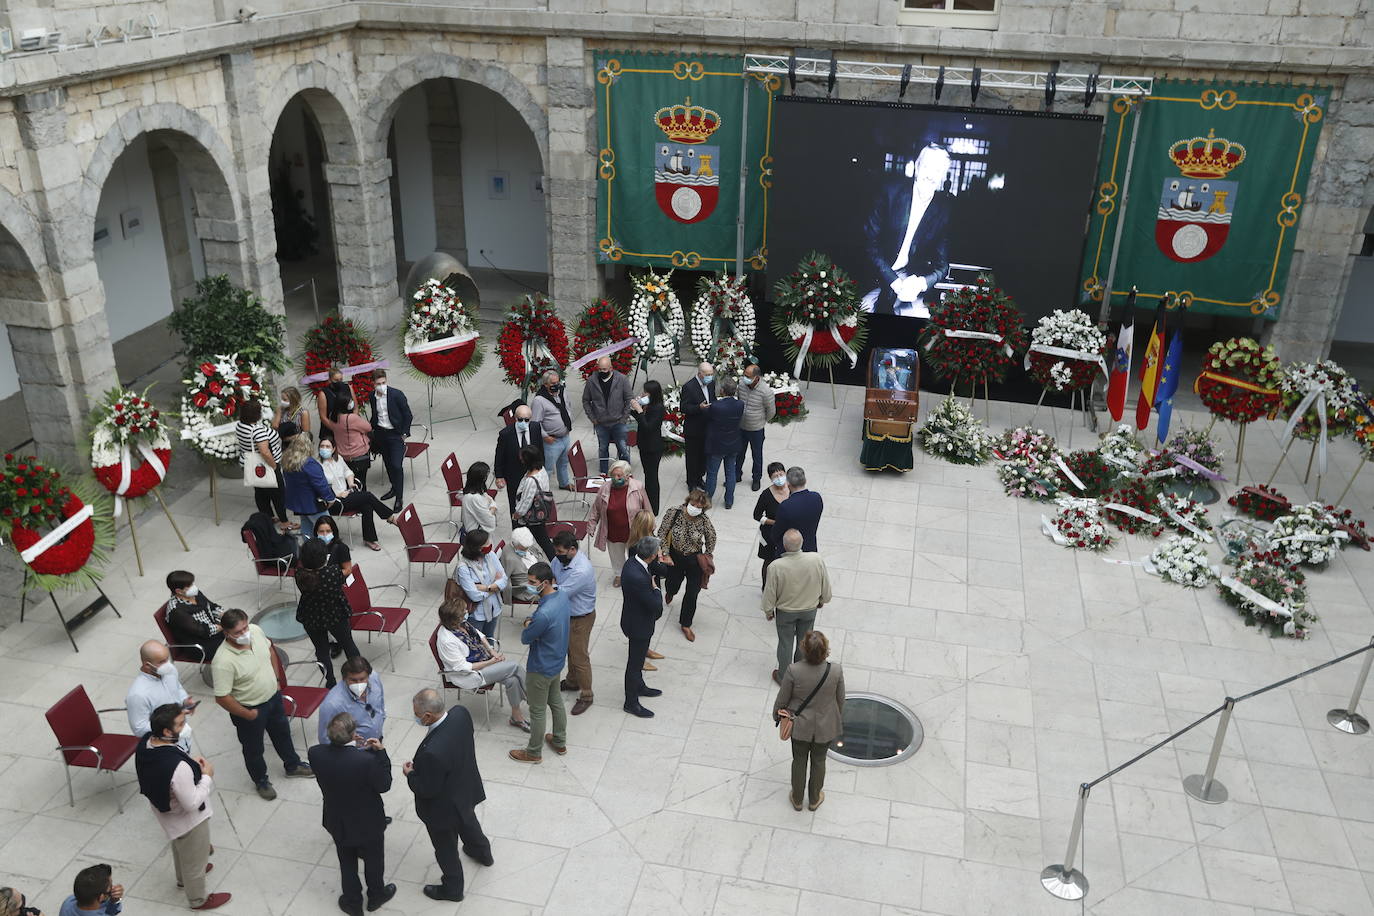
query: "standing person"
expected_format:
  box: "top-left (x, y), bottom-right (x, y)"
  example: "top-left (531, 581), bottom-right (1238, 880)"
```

top-left (134, 704), bottom-right (231, 910)
top-left (703, 376), bottom-right (745, 509)
top-left (771, 466), bottom-right (824, 555)
top-left (315, 655), bottom-right (387, 746)
top-left (581, 355), bottom-right (633, 476)
top-left (550, 530), bottom-right (597, 716)
top-left (752, 462), bottom-right (791, 586)
top-left (435, 597), bottom-right (529, 731)
top-left (773, 631), bottom-right (845, 811)
top-left (406, 689), bottom-right (492, 903)
top-left (57, 864), bottom-right (123, 916)
top-left (367, 369), bottom-right (412, 509)
top-left (314, 515), bottom-right (353, 575)
top-left (737, 362), bottom-right (776, 491)
top-left (295, 539), bottom-right (362, 688)
top-left (308, 713), bottom-right (396, 916)
top-left (513, 445), bottom-right (556, 559)
top-left (761, 529), bottom-right (832, 684)
top-left (210, 609), bottom-right (315, 799)
top-left (493, 405), bottom-right (542, 513)
top-left (273, 386), bottom-right (311, 449)
top-left (126, 641), bottom-right (197, 749)
top-left (680, 363), bottom-right (716, 492)
top-left (459, 461), bottom-right (499, 538)
top-left (588, 460), bottom-right (651, 588)
top-left (500, 527), bottom-right (547, 600)
top-left (164, 570), bottom-right (225, 660)
top-left (657, 489), bottom-right (717, 643)
top-left (619, 536), bottom-right (673, 718)
top-left (281, 431), bottom-right (338, 531)
top-left (529, 370), bottom-right (574, 492)
top-left (628, 380), bottom-right (666, 513)
top-left (235, 399), bottom-right (290, 530)
top-left (625, 510), bottom-right (665, 671)
top-left (318, 385), bottom-right (373, 495)
top-left (316, 367), bottom-right (347, 425)
top-left (449, 529), bottom-right (506, 641)
top-left (509, 562), bottom-right (570, 763)
top-left (316, 434), bottom-right (399, 552)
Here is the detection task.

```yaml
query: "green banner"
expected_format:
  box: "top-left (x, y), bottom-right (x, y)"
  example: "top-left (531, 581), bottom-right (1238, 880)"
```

top-left (1081, 81), bottom-right (1329, 320)
top-left (594, 51), bottom-right (777, 271)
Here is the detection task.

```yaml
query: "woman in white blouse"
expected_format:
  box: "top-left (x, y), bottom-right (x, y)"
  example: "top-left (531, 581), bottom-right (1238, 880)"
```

top-left (459, 461), bottom-right (499, 538)
top-left (435, 596), bottom-right (529, 732)
top-left (316, 433), bottom-right (399, 551)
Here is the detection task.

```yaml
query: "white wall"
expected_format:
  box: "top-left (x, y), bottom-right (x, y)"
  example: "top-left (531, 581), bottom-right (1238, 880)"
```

top-left (394, 88), bottom-right (437, 261)
top-left (457, 81), bottom-right (547, 274)
top-left (95, 134), bottom-right (177, 342)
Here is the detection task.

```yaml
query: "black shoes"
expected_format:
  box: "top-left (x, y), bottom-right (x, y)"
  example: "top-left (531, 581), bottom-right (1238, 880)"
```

top-left (639, 686), bottom-right (663, 697)
top-left (463, 845), bottom-right (495, 867)
top-left (378, 490), bottom-right (396, 501)
top-left (423, 885), bottom-right (463, 902)
top-left (365, 884), bottom-right (396, 911)
top-left (623, 702), bottom-right (655, 718)
top-left (751, 480), bottom-right (761, 491)
top-left (338, 896), bottom-right (363, 916)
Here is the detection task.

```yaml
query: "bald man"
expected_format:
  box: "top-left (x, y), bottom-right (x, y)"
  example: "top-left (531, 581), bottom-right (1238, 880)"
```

top-left (681, 362), bottom-right (717, 491)
top-left (126, 640), bottom-right (198, 750)
top-left (760, 528), bottom-right (832, 685)
top-left (495, 404), bottom-right (544, 513)
top-left (582, 355), bottom-right (633, 476)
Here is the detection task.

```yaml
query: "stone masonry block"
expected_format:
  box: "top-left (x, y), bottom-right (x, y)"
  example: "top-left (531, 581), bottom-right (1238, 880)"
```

top-left (1181, 13), bottom-right (1281, 43)
top-left (1279, 14), bottom-right (1348, 44)
top-left (1113, 9), bottom-right (1183, 38)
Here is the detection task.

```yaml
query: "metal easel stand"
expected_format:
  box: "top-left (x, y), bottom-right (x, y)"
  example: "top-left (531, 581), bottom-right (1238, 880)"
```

top-left (19, 574), bottom-right (123, 653)
top-left (804, 360), bottom-right (837, 409)
top-left (125, 487), bottom-right (193, 575)
top-left (1264, 435), bottom-right (1324, 499)
top-left (629, 355), bottom-right (679, 392)
top-left (427, 377), bottom-right (478, 431)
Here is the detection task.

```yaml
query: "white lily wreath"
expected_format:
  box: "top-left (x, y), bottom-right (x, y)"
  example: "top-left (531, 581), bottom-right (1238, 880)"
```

top-left (690, 274), bottom-right (756, 374)
top-left (629, 268), bottom-right (685, 365)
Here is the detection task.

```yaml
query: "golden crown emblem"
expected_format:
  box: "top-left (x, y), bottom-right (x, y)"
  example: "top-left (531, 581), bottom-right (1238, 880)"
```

top-left (654, 96), bottom-right (721, 144)
top-left (1168, 128), bottom-right (1246, 180)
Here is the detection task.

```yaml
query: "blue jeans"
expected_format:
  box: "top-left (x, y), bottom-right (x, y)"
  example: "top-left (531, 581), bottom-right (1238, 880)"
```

top-left (594, 422), bottom-right (630, 475)
top-left (472, 615), bottom-right (498, 640)
top-left (739, 428), bottom-right (766, 483)
top-left (705, 452), bottom-right (739, 505)
top-left (543, 435), bottom-right (571, 487)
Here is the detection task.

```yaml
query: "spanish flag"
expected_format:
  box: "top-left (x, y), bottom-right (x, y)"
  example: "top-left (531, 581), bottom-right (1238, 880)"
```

top-left (1134, 300), bottom-right (1167, 431)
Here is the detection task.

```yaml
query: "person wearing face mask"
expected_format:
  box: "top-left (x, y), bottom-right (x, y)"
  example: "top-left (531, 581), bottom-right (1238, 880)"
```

top-left (447, 529), bottom-right (507, 642)
top-left (272, 386), bottom-right (311, 448)
top-left (316, 366), bottom-right (347, 424)
top-left (315, 655), bottom-right (388, 746)
top-left (314, 515), bottom-right (353, 574)
top-left (164, 570), bottom-right (225, 660)
top-left (628, 380), bottom-right (666, 513)
top-left (315, 434), bottom-right (401, 551)
top-left (509, 563), bottom-right (570, 763)
top-left (294, 538), bottom-right (362, 688)
top-left (500, 526), bottom-right (547, 600)
top-left (703, 376), bottom-right (745, 509)
top-left (493, 405), bottom-right (544, 513)
top-left (434, 598), bottom-right (529, 732)
top-left (318, 379), bottom-right (374, 493)
top-left (126, 640), bottom-right (197, 751)
top-left (280, 430), bottom-right (341, 531)
top-left (549, 530), bottom-right (597, 715)
top-left (458, 461), bottom-right (499, 539)
top-left (57, 863), bottom-right (124, 916)
top-left (680, 362), bottom-right (716, 492)
top-left (581, 355), bottom-right (634, 476)
top-left (588, 460), bottom-right (651, 589)
top-left (752, 461), bottom-right (791, 586)
top-left (656, 489), bottom-right (717, 642)
top-left (736, 362), bottom-right (776, 492)
top-left (235, 398), bottom-right (291, 531)
top-left (529, 370), bottom-right (575, 491)
top-left (366, 369), bottom-right (413, 509)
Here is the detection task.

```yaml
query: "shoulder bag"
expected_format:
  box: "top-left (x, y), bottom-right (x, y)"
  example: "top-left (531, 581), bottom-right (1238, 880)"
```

top-left (243, 443), bottom-right (276, 489)
top-left (660, 506), bottom-right (681, 553)
top-left (777, 662), bottom-right (830, 742)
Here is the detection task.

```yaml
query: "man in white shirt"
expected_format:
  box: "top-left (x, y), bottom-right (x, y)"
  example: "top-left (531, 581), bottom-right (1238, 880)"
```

top-left (861, 143), bottom-right (953, 318)
top-left (126, 640), bottom-right (197, 751)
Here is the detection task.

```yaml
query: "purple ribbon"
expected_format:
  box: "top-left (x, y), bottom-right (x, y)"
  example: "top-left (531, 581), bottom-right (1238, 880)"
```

top-left (1173, 453), bottom-right (1226, 482)
top-left (301, 359), bottom-right (390, 386)
top-left (569, 337), bottom-right (638, 371)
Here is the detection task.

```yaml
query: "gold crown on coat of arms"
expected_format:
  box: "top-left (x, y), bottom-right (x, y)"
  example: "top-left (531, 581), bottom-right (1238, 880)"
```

top-left (655, 97), bottom-right (721, 144)
top-left (1168, 128), bottom-right (1246, 180)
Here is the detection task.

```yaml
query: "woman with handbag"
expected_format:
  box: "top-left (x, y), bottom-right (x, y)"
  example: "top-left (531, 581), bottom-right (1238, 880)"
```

top-left (657, 488), bottom-right (717, 643)
top-left (317, 380), bottom-right (373, 491)
top-left (773, 630), bottom-right (845, 812)
top-left (294, 538), bottom-right (361, 689)
top-left (590, 460), bottom-right (651, 588)
top-left (435, 596), bottom-right (530, 732)
top-left (316, 433), bottom-right (399, 551)
top-left (236, 399), bottom-right (292, 530)
top-left (513, 444), bottom-right (556, 560)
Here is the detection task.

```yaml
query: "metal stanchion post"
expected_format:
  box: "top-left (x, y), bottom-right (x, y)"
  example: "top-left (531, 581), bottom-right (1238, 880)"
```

top-left (1327, 638), bottom-right (1374, 735)
top-left (1183, 696), bottom-right (1234, 803)
top-left (1041, 783), bottom-right (1091, 900)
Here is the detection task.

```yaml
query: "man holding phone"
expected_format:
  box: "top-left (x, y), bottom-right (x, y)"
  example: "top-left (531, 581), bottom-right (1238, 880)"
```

top-left (126, 640), bottom-right (198, 752)
top-left (315, 656), bottom-right (386, 746)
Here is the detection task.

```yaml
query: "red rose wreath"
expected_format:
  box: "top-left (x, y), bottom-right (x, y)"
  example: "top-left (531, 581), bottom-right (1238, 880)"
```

top-left (572, 299), bottom-right (633, 380)
top-left (89, 386), bottom-right (172, 517)
top-left (497, 293), bottom-right (571, 392)
top-left (1195, 338), bottom-right (1281, 423)
top-left (0, 453), bottom-right (112, 588)
top-left (302, 316), bottom-right (380, 403)
top-left (918, 276), bottom-right (1028, 393)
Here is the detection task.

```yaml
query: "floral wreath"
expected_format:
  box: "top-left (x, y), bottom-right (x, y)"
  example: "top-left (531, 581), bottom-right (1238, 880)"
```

top-left (629, 268), bottom-right (686, 366)
top-left (1218, 548), bottom-right (1314, 639)
top-left (1227, 484), bottom-right (1291, 522)
top-left (1159, 427), bottom-right (1225, 486)
top-left (1026, 309), bottom-right (1107, 393)
top-left (1196, 337), bottom-right (1281, 424)
top-left (1103, 477), bottom-right (1165, 537)
top-left (0, 453), bottom-right (113, 590)
top-left (1156, 492), bottom-right (1213, 540)
top-left (918, 275), bottom-right (1027, 392)
top-left (1054, 449), bottom-right (1116, 498)
top-left (690, 275), bottom-right (756, 375)
top-left (302, 316), bottom-right (380, 403)
top-left (993, 426), bottom-right (1060, 501)
top-left (771, 252), bottom-right (867, 375)
top-left (496, 293), bottom-right (570, 392)
top-left (657, 384), bottom-right (687, 458)
top-left (402, 279), bottom-right (483, 382)
top-left (572, 299), bottom-right (633, 379)
top-left (1145, 534), bottom-right (1214, 588)
top-left (89, 386), bottom-right (172, 517)
top-left (1355, 397), bottom-right (1374, 459)
top-left (918, 397), bottom-right (994, 466)
top-left (1279, 359), bottom-right (1361, 440)
top-left (179, 355), bottom-right (272, 463)
top-left (1269, 502), bottom-right (1347, 568)
top-left (762, 371), bottom-right (807, 426)
top-left (1042, 497), bottom-right (1114, 551)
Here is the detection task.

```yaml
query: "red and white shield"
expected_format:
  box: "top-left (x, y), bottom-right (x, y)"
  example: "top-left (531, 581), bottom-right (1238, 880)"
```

top-left (654, 141), bottom-right (720, 224)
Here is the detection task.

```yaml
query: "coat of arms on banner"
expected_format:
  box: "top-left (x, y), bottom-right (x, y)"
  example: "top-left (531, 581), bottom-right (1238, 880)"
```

top-left (653, 97), bottom-right (721, 224)
top-left (1154, 128), bottom-right (1246, 263)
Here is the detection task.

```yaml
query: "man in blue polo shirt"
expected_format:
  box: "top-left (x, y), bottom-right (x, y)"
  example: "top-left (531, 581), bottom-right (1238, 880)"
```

top-left (315, 655), bottom-right (386, 746)
top-left (510, 562), bottom-right (570, 763)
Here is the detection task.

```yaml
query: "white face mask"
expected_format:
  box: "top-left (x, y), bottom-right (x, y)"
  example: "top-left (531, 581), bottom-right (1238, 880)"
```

top-left (772, 475), bottom-right (787, 488)
top-left (348, 681), bottom-right (368, 699)
top-left (184, 584), bottom-right (199, 598)
top-left (280, 398), bottom-right (290, 407)
top-left (230, 632), bottom-right (252, 647)
top-left (375, 385), bottom-right (388, 397)
top-left (638, 395), bottom-right (650, 405)
top-left (155, 661), bottom-right (177, 679)
top-left (686, 505), bottom-right (703, 517)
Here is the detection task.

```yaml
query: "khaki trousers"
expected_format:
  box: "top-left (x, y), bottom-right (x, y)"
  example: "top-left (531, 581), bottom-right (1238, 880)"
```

top-left (171, 817), bottom-right (213, 906)
top-left (565, 612), bottom-right (596, 698)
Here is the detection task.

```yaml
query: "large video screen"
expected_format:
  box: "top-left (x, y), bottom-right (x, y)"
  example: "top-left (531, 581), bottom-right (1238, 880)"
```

top-left (767, 97), bottom-right (1103, 325)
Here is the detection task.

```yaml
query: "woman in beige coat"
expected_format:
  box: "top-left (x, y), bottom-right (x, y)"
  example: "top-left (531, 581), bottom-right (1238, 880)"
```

top-left (773, 630), bottom-right (845, 811)
top-left (588, 460), bottom-right (652, 587)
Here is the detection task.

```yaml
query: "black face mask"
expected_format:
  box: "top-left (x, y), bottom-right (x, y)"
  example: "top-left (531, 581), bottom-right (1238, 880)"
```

top-left (557, 553), bottom-right (573, 566)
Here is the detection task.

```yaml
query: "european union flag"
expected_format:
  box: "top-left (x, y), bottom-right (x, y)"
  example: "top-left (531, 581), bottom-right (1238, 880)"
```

top-left (1154, 328), bottom-right (1185, 442)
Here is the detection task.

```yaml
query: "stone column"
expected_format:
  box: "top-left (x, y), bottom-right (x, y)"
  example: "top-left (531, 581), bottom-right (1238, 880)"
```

top-left (147, 142), bottom-right (199, 308)
top-left (324, 158), bottom-right (403, 331)
top-left (425, 80), bottom-right (468, 263)
top-left (545, 36), bottom-right (600, 317)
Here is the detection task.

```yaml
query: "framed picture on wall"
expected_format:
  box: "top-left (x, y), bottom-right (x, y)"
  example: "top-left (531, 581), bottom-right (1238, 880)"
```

top-left (120, 207), bottom-right (144, 239)
top-left (530, 172), bottom-right (544, 201)
top-left (93, 218), bottom-right (111, 250)
top-left (488, 171), bottom-right (509, 200)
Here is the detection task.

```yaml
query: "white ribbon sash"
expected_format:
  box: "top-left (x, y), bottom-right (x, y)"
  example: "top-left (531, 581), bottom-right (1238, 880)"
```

top-left (300, 359), bottom-right (391, 386)
top-left (1157, 497), bottom-right (1213, 542)
top-left (936, 328), bottom-right (1014, 358)
top-left (112, 442), bottom-right (169, 518)
top-left (792, 323), bottom-right (859, 378)
top-left (1025, 343), bottom-right (1109, 378)
top-left (1040, 515), bottom-right (1070, 546)
top-left (1053, 455), bottom-right (1086, 491)
top-left (569, 337), bottom-right (637, 371)
top-left (20, 503), bottom-right (94, 564)
top-left (1104, 502), bottom-right (1161, 524)
top-left (1280, 382), bottom-right (1331, 475)
top-left (1219, 576), bottom-right (1294, 619)
top-left (405, 330), bottom-right (480, 356)
top-left (182, 420), bottom-right (238, 441)
top-left (1173, 454), bottom-right (1225, 482)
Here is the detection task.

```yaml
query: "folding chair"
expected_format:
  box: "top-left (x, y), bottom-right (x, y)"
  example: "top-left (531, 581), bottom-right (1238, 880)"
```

top-left (405, 424), bottom-right (433, 480)
top-left (427, 625), bottom-right (504, 728)
top-left (152, 606), bottom-right (211, 684)
top-left (547, 498), bottom-right (590, 542)
top-left (566, 440), bottom-right (605, 503)
top-left (343, 565), bottom-right (411, 670)
top-left (394, 504), bottom-right (461, 590)
top-left (242, 529), bottom-right (295, 609)
top-left (275, 656), bottom-right (329, 750)
top-left (45, 686), bottom-right (140, 811)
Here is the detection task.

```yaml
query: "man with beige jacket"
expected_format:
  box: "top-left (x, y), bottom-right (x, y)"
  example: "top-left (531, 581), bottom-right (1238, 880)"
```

top-left (761, 528), bottom-right (832, 683)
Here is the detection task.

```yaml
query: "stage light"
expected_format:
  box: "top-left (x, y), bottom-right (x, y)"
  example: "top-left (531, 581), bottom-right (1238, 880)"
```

top-left (988, 174), bottom-right (1005, 190)
top-left (826, 51), bottom-right (837, 97)
top-left (970, 67), bottom-right (981, 104)
top-left (1084, 70), bottom-right (1099, 109)
top-left (1045, 64), bottom-right (1058, 109)
top-left (237, 6), bottom-right (258, 22)
top-left (899, 63), bottom-right (911, 101)
top-left (934, 65), bottom-right (945, 103)
top-left (965, 122), bottom-right (973, 130)
top-left (787, 53), bottom-right (796, 94)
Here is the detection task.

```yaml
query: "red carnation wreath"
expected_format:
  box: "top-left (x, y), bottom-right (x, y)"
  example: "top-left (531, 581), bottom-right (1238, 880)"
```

top-left (0, 453), bottom-right (112, 586)
top-left (572, 299), bottom-right (633, 380)
top-left (1196, 338), bottom-right (1281, 423)
top-left (497, 293), bottom-right (571, 391)
top-left (402, 279), bottom-right (483, 381)
top-left (89, 386), bottom-right (172, 511)
top-left (302, 316), bottom-right (379, 402)
top-left (918, 275), bottom-right (1028, 393)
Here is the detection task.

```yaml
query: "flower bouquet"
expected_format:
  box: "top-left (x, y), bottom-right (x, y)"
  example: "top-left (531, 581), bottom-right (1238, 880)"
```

top-left (89, 386), bottom-right (172, 516)
top-left (402, 279), bottom-right (482, 381)
top-left (1324, 504), bottom-right (1370, 551)
top-left (1042, 496), bottom-right (1114, 551)
top-left (1269, 501), bottom-right (1347, 568)
top-left (993, 426), bottom-right (1060, 500)
top-left (918, 275), bottom-right (1027, 394)
top-left (691, 274), bottom-right (755, 375)
top-left (918, 397), bottom-right (994, 466)
top-left (301, 315), bottom-right (379, 403)
top-left (1026, 309), bottom-right (1106, 393)
top-left (1156, 492), bottom-right (1213, 540)
top-left (771, 252), bottom-right (867, 376)
top-left (1145, 534), bottom-right (1214, 588)
top-left (658, 384), bottom-right (686, 458)
top-left (179, 355), bottom-right (272, 463)
top-left (1054, 449), bottom-right (1117, 498)
top-left (573, 299), bottom-right (633, 380)
top-left (629, 268), bottom-right (685, 367)
top-left (762, 371), bottom-right (807, 426)
top-left (1161, 427), bottom-right (1226, 486)
top-left (1196, 337), bottom-right (1282, 423)
top-left (1218, 549), bottom-right (1314, 638)
top-left (0, 453), bottom-right (113, 588)
top-left (1228, 484), bottom-right (1291, 522)
top-left (1103, 477), bottom-right (1165, 537)
top-left (496, 293), bottom-right (570, 393)
top-left (1098, 423), bottom-right (1146, 474)
top-left (1279, 360), bottom-right (1361, 441)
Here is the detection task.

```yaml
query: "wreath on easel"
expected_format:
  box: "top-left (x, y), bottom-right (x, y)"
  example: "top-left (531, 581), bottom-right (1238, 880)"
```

top-left (918, 275), bottom-right (1027, 393)
top-left (302, 316), bottom-right (381, 403)
top-left (629, 268), bottom-right (686, 367)
top-left (89, 386), bottom-right (172, 519)
top-left (402, 279), bottom-right (483, 382)
top-left (496, 293), bottom-right (571, 393)
top-left (771, 251), bottom-right (867, 378)
top-left (0, 453), bottom-right (113, 589)
top-left (1196, 337), bottom-right (1281, 423)
top-left (572, 299), bottom-right (634, 380)
top-left (690, 274), bottom-right (756, 375)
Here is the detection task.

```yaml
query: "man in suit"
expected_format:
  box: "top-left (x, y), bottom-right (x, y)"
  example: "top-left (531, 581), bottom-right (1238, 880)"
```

top-left (619, 536), bottom-right (673, 718)
top-left (494, 404), bottom-right (543, 514)
top-left (582, 355), bottom-right (634, 475)
top-left (308, 712), bottom-right (396, 916)
top-left (405, 689), bottom-right (491, 902)
top-left (861, 143), bottom-right (953, 318)
top-left (680, 362), bottom-right (716, 491)
top-left (366, 369), bottom-right (413, 510)
top-left (771, 466), bottom-right (824, 556)
top-left (703, 376), bottom-right (745, 509)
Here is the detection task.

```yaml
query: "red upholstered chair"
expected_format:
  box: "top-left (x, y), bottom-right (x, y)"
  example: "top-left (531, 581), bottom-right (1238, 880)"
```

top-left (546, 498), bottom-right (589, 542)
top-left (153, 605), bottom-right (211, 677)
top-left (274, 655), bottom-right (329, 750)
top-left (427, 624), bottom-right (498, 728)
top-left (405, 424), bottom-right (432, 480)
top-left (627, 429), bottom-right (638, 448)
top-left (242, 529), bottom-right (294, 609)
top-left (45, 685), bottom-right (140, 811)
top-left (498, 405), bottom-right (517, 427)
top-left (441, 453), bottom-right (466, 522)
top-left (343, 565), bottom-right (411, 670)
top-left (566, 440), bottom-right (604, 501)
top-left (394, 504), bottom-right (461, 590)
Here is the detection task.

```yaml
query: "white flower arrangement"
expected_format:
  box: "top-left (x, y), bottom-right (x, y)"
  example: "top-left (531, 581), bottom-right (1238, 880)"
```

top-left (1042, 496), bottom-right (1114, 550)
top-left (761, 371), bottom-right (800, 395)
top-left (918, 397), bottom-right (994, 465)
top-left (690, 275), bottom-right (756, 374)
top-left (1031, 309), bottom-right (1107, 353)
top-left (1098, 423), bottom-right (1146, 472)
top-left (405, 278), bottom-right (476, 351)
top-left (1145, 534), bottom-right (1215, 587)
top-left (1048, 361), bottom-right (1074, 391)
top-left (1028, 309), bottom-right (1107, 392)
top-left (1269, 501), bottom-right (1348, 568)
top-left (1278, 359), bottom-right (1362, 440)
top-left (629, 268), bottom-right (686, 364)
top-left (1218, 552), bottom-right (1314, 638)
top-left (179, 354), bottom-right (271, 463)
top-left (1156, 492), bottom-right (1213, 540)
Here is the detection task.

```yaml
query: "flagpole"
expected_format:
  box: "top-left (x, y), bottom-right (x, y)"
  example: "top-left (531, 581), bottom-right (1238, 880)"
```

top-left (1098, 97), bottom-right (1145, 325)
top-left (734, 74), bottom-right (751, 278)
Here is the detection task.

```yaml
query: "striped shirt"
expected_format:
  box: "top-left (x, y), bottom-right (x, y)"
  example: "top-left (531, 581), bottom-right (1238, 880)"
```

top-left (235, 421), bottom-right (282, 465)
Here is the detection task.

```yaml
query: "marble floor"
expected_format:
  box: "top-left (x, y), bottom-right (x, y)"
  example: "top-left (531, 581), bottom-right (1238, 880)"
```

top-left (2, 350), bottom-right (1373, 916)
